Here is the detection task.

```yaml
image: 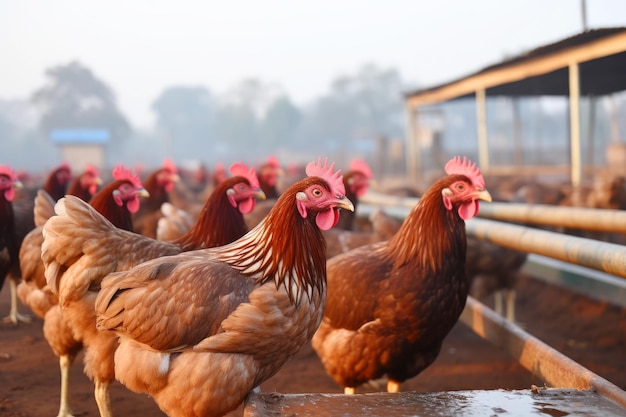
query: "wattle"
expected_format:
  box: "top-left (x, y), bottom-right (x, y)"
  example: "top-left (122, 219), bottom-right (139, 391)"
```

top-left (316, 207), bottom-right (340, 230)
top-left (238, 197), bottom-right (256, 214)
top-left (458, 201), bottom-right (479, 220)
top-left (4, 188), bottom-right (15, 202)
top-left (127, 197), bottom-right (141, 214)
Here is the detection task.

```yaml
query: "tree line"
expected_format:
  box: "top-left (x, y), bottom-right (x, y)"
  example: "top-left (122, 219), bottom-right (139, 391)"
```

top-left (2, 61), bottom-right (408, 172)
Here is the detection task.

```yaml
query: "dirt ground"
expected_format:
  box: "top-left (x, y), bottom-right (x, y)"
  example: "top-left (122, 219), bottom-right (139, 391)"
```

top-left (1, 272), bottom-right (625, 417)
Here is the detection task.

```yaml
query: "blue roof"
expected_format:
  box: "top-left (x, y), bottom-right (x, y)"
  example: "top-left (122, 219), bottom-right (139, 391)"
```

top-left (50, 129), bottom-right (110, 144)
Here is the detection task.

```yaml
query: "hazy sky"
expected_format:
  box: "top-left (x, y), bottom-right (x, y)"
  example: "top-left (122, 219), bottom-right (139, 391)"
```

top-left (1, 0), bottom-right (624, 128)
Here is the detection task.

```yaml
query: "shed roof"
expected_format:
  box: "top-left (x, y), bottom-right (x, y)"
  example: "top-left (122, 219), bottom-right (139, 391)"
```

top-left (405, 28), bottom-right (626, 107)
top-left (50, 129), bottom-right (110, 144)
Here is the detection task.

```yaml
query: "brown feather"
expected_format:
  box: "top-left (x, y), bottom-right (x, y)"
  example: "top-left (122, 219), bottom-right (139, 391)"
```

top-left (92, 173), bottom-right (349, 417)
top-left (173, 176), bottom-right (250, 250)
top-left (313, 172), bottom-right (489, 391)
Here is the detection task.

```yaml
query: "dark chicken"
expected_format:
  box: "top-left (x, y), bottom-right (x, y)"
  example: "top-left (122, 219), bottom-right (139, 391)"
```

top-left (2, 162), bottom-right (72, 323)
top-left (312, 156), bottom-right (492, 394)
top-left (0, 166), bottom-right (23, 325)
top-left (244, 156), bottom-right (285, 230)
top-left (18, 165), bottom-right (103, 321)
top-left (131, 159), bottom-right (180, 238)
top-left (324, 159), bottom-right (374, 257)
top-left (91, 158), bottom-right (353, 417)
top-left (257, 155), bottom-right (283, 199)
top-left (334, 158), bottom-right (373, 231)
top-left (42, 163), bottom-right (266, 417)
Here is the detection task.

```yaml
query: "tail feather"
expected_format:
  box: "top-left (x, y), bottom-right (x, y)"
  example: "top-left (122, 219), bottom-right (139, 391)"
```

top-left (41, 196), bottom-right (123, 305)
top-left (34, 189), bottom-right (56, 227)
top-left (42, 195), bottom-right (181, 307)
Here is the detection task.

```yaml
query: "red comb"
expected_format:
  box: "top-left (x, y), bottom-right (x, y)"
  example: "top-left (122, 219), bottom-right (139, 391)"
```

top-left (0, 165), bottom-right (18, 181)
top-left (112, 165), bottom-right (143, 189)
top-left (306, 157), bottom-right (345, 196)
top-left (163, 158), bottom-right (177, 174)
top-left (266, 156), bottom-right (280, 168)
top-left (444, 156), bottom-right (485, 189)
top-left (85, 164), bottom-right (100, 178)
top-left (58, 162), bottom-right (71, 173)
top-left (229, 162), bottom-right (259, 189)
top-left (349, 158), bottom-right (373, 179)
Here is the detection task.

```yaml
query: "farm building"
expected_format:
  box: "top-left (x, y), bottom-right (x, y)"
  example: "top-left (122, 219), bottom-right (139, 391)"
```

top-left (49, 128), bottom-right (109, 172)
top-left (404, 27), bottom-right (626, 186)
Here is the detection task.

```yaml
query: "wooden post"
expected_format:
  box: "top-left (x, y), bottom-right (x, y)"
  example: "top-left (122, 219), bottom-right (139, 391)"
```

top-left (476, 88), bottom-right (490, 171)
top-left (512, 97), bottom-right (522, 166)
top-left (569, 62), bottom-right (582, 187)
top-left (587, 95), bottom-right (596, 167)
top-left (404, 103), bottom-right (420, 182)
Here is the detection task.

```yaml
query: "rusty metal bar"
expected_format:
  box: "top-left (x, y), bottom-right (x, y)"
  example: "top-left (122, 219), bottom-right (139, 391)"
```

top-left (477, 202), bottom-right (626, 234)
top-left (461, 296), bottom-right (626, 409)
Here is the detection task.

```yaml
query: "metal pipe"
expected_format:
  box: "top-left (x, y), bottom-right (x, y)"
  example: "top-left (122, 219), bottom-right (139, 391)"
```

top-left (466, 217), bottom-right (626, 279)
top-left (477, 202), bottom-right (626, 233)
top-left (461, 296), bottom-right (626, 408)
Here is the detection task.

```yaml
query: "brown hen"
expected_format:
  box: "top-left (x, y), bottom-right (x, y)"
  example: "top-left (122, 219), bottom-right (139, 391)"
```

top-left (92, 158), bottom-right (353, 417)
top-left (312, 156), bottom-right (492, 394)
top-left (42, 163), bottom-right (265, 417)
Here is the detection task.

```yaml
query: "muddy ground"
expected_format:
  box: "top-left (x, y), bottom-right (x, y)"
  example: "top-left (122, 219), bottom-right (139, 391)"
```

top-left (1, 273), bottom-right (625, 416)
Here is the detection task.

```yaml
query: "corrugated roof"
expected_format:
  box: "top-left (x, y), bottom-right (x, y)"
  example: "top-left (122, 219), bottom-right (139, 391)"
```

top-left (405, 27), bottom-right (626, 100)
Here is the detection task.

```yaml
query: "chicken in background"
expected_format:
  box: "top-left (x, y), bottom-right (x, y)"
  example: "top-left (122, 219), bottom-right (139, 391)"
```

top-left (323, 158), bottom-right (375, 258)
top-left (2, 162), bottom-right (73, 324)
top-left (212, 162), bottom-right (229, 187)
top-left (0, 166), bottom-right (23, 327)
top-left (131, 158), bottom-right (180, 238)
top-left (157, 163), bottom-right (265, 243)
top-left (244, 155), bottom-right (285, 229)
top-left (312, 156), bottom-right (492, 394)
top-left (156, 202), bottom-right (195, 242)
top-left (41, 162), bottom-right (73, 202)
top-left (257, 155), bottom-right (283, 199)
top-left (89, 158), bottom-right (353, 417)
top-left (335, 158), bottom-right (373, 231)
top-left (41, 163), bottom-right (265, 417)
top-left (19, 166), bottom-right (146, 417)
top-left (17, 165), bottom-right (102, 323)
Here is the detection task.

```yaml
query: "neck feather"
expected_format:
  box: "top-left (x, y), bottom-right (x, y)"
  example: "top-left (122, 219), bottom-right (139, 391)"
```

top-left (211, 183), bottom-right (327, 304)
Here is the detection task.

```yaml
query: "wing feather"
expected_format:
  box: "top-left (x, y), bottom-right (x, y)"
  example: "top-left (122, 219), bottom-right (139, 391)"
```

top-left (41, 196), bottom-right (180, 305)
top-left (96, 256), bottom-right (256, 351)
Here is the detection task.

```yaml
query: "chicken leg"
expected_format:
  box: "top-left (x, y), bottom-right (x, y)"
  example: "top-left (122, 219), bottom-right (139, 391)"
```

top-left (387, 380), bottom-right (401, 393)
top-left (95, 379), bottom-right (112, 417)
top-left (57, 354), bottom-right (75, 417)
top-left (2, 279), bottom-right (32, 324)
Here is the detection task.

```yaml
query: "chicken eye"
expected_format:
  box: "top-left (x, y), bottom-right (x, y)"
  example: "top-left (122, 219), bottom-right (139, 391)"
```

top-left (455, 183), bottom-right (466, 191)
top-left (312, 188), bottom-right (322, 197)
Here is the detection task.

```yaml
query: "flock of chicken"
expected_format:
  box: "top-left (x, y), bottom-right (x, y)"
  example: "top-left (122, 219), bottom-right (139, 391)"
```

top-left (1, 155), bottom-right (507, 417)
